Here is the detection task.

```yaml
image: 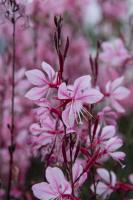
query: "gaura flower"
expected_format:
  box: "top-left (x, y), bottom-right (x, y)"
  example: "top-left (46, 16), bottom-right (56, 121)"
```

top-left (91, 168), bottom-right (117, 199)
top-left (88, 124), bottom-right (125, 164)
top-left (25, 61), bottom-right (56, 100)
top-left (98, 106), bottom-right (118, 125)
top-left (100, 39), bottom-right (129, 67)
top-left (32, 166), bottom-right (72, 200)
top-left (30, 117), bottom-right (64, 148)
top-left (88, 125), bottom-right (116, 148)
top-left (105, 76), bottom-right (130, 113)
top-left (105, 136), bottom-right (125, 163)
top-left (58, 75), bottom-right (103, 127)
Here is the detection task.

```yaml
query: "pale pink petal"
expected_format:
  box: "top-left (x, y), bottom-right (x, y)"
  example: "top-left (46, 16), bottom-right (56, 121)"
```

top-left (32, 182), bottom-right (55, 200)
top-left (25, 86), bottom-right (48, 100)
top-left (25, 70), bottom-right (46, 86)
top-left (36, 107), bottom-right (49, 118)
top-left (101, 125), bottom-right (116, 140)
top-left (109, 151), bottom-right (126, 161)
top-left (62, 103), bottom-right (75, 127)
top-left (105, 81), bottom-right (111, 93)
top-left (41, 61), bottom-right (55, 80)
top-left (16, 68), bottom-right (25, 82)
top-left (74, 75), bottom-right (91, 97)
top-left (58, 179), bottom-right (72, 195)
top-left (30, 123), bottom-right (42, 136)
top-left (37, 135), bottom-right (53, 146)
top-left (111, 99), bottom-right (125, 113)
top-left (110, 171), bottom-right (117, 187)
top-left (111, 76), bottom-right (124, 90)
top-left (35, 98), bottom-right (50, 107)
top-left (106, 137), bottom-right (123, 151)
top-left (72, 163), bottom-right (83, 182)
top-left (113, 87), bottom-right (130, 100)
top-left (46, 167), bottom-right (66, 190)
top-left (97, 168), bottom-right (110, 183)
top-left (81, 89), bottom-right (103, 104)
top-left (95, 182), bottom-right (108, 195)
top-left (58, 83), bottom-right (71, 99)
top-left (72, 163), bottom-right (87, 187)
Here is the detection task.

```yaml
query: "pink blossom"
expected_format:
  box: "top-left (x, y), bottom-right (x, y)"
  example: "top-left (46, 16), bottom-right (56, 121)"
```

top-left (88, 125), bottom-right (116, 147)
top-left (34, 98), bottom-right (51, 122)
top-left (58, 75), bottom-right (103, 127)
top-left (98, 106), bottom-right (118, 125)
top-left (105, 137), bottom-right (125, 163)
top-left (32, 166), bottom-right (72, 200)
top-left (105, 76), bottom-right (130, 113)
top-left (25, 61), bottom-right (56, 100)
top-left (100, 39), bottom-right (129, 67)
top-left (91, 168), bottom-right (117, 199)
top-left (88, 124), bottom-right (125, 163)
top-left (30, 117), bottom-right (64, 148)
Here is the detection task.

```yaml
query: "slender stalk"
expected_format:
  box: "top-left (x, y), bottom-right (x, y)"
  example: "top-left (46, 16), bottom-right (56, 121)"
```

top-left (6, 13), bottom-right (16, 200)
top-left (69, 134), bottom-right (75, 197)
top-left (88, 107), bottom-right (97, 200)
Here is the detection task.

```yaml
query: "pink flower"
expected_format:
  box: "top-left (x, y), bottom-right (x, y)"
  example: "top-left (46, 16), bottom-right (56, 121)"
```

top-left (25, 61), bottom-right (56, 100)
top-left (98, 106), bottom-right (118, 125)
top-left (58, 75), bottom-right (103, 127)
top-left (88, 124), bottom-right (125, 163)
top-left (30, 117), bottom-right (64, 148)
top-left (88, 125), bottom-right (116, 147)
top-left (91, 168), bottom-right (117, 199)
top-left (34, 98), bottom-right (51, 123)
top-left (105, 137), bottom-right (125, 163)
top-left (100, 39), bottom-right (129, 67)
top-left (32, 167), bottom-right (72, 200)
top-left (105, 76), bottom-right (130, 113)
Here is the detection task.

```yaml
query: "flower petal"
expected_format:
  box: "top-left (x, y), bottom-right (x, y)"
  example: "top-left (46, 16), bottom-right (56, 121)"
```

top-left (81, 89), bottom-right (103, 104)
top-left (111, 99), bottom-right (125, 113)
top-left (96, 182), bottom-right (109, 196)
top-left (72, 163), bottom-right (83, 182)
top-left (30, 123), bottom-right (42, 136)
top-left (109, 151), bottom-right (126, 161)
top-left (32, 182), bottom-right (56, 200)
top-left (74, 75), bottom-right (91, 97)
top-left (106, 137), bottom-right (123, 152)
top-left (41, 61), bottom-right (55, 80)
top-left (97, 168), bottom-right (110, 183)
top-left (46, 167), bottom-right (66, 189)
top-left (72, 163), bottom-right (87, 187)
top-left (25, 86), bottom-right (48, 100)
top-left (111, 76), bottom-right (124, 91)
top-left (25, 69), bottom-right (46, 86)
top-left (110, 171), bottom-right (117, 187)
top-left (58, 83), bottom-right (71, 99)
top-left (62, 103), bottom-right (75, 127)
top-left (101, 125), bottom-right (116, 140)
top-left (113, 87), bottom-right (130, 100)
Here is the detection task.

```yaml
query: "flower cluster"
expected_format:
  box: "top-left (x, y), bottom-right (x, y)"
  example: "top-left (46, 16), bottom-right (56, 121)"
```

top-left (0, 0), bottom-right (133, 200)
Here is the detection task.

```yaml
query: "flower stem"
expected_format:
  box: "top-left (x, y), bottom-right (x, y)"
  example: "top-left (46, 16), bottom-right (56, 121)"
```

top-left (6, 13), bottom-right (16, 200)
